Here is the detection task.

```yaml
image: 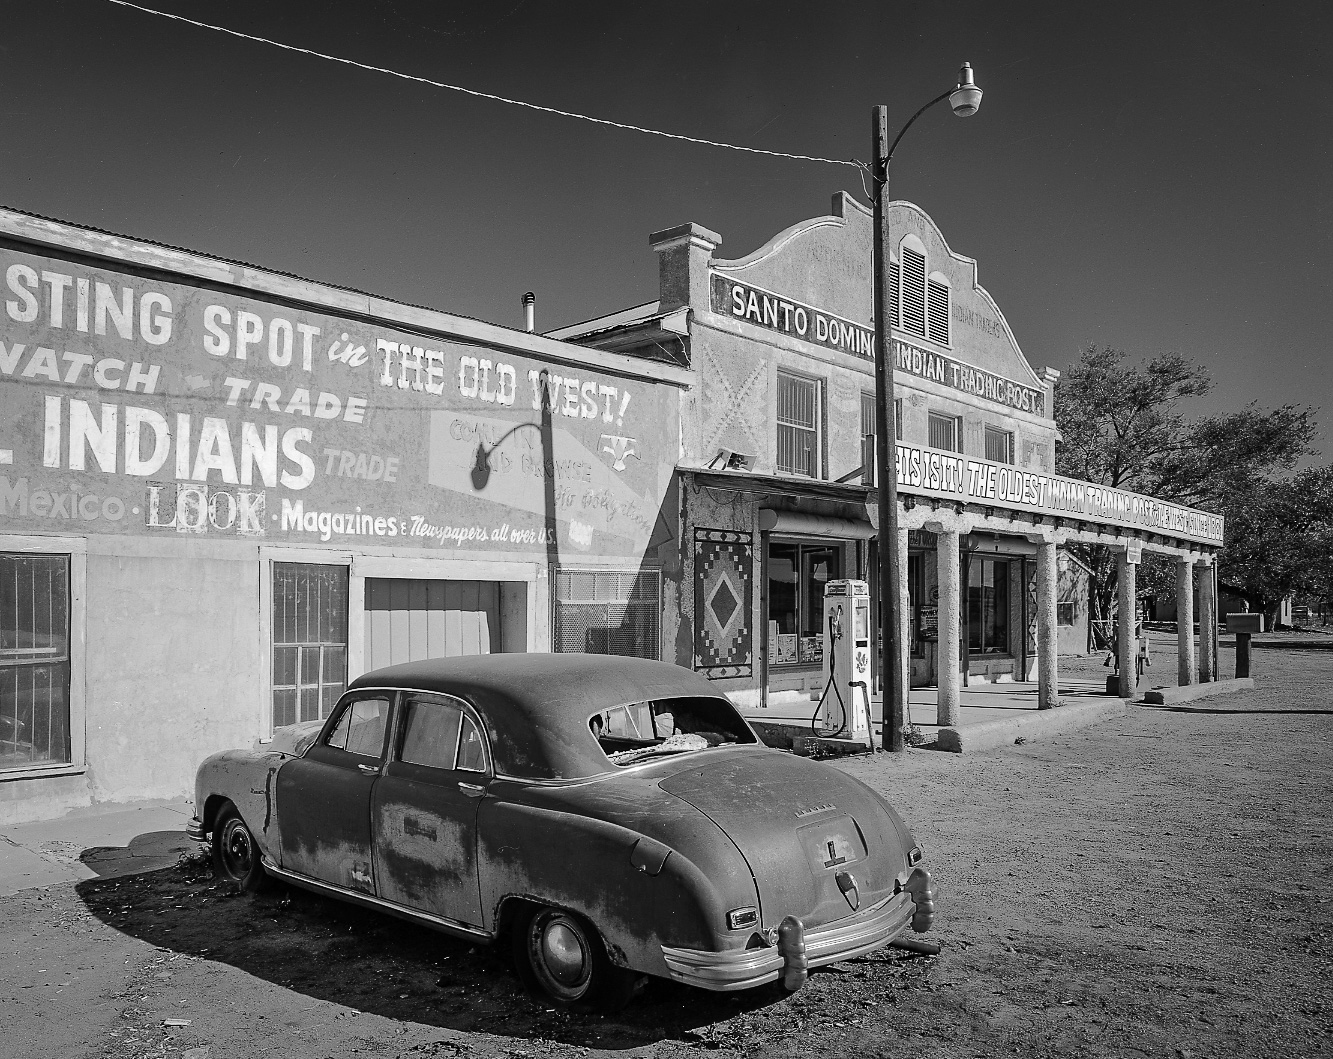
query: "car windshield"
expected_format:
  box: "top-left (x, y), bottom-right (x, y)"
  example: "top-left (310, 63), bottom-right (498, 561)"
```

top-left (589, 695), bottom-right (756, 766)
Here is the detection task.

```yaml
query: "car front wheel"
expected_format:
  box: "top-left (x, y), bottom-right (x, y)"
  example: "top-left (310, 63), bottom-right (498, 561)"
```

top-left (211, 803), bottom-right (271, 893)
top-left (511, 905), bottom-right (640, 1011)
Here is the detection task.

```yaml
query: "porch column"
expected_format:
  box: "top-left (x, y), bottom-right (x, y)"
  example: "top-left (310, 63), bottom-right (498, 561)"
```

top-left (1036, 539), bottom-right (1059, 710)
top-left (1199, 557), bottom-right (1217, 682)
top-left (896, 525), bottom-right (912, 726)
top-left (1116, 545), bottom-right (1139, 699)
top-left (1176, 557), bottom-right (1196, 686)
top-left (936, 529), bottom-right (961, 726)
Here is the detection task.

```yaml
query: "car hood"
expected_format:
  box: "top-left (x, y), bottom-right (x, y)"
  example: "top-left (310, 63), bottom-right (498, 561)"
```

top-left (657, 748), bottom-right (916, 930)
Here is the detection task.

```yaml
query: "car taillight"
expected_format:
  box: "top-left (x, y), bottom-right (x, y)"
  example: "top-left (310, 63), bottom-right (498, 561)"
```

top-left (726, 906), bottom-right (759, 930)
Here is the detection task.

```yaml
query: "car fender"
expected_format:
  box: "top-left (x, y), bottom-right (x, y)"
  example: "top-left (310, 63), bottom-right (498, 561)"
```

top-left (478, 800), bottom-right (755, 978)
top-left (194, 748), bottom-right (292, 860)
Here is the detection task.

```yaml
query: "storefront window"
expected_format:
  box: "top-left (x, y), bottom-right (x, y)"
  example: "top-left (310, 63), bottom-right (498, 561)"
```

top-left (0, 553), bottom-right (71, 770)
top-left (967, 557), bottom-right (1010, 654)
top-left (768, 542), bottom-right (841, 665)
top-left (272, 563), bottom-right (348, 729)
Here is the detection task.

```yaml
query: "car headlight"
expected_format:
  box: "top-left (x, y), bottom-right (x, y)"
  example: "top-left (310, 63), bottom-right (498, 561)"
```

top-left (907, 844), bottom-right (924, 866)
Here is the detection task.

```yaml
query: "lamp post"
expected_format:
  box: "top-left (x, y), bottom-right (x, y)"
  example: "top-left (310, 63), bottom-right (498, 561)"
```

top-left (873, 63), bottom-right (982, 752)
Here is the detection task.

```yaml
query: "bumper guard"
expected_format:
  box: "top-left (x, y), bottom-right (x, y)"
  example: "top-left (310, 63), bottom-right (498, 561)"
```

top-left (662, 888), bottom-right (917, 992)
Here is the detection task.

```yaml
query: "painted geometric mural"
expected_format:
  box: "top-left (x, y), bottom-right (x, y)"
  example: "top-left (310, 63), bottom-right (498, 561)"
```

top-left (693, 528), bottom-right (753, 679)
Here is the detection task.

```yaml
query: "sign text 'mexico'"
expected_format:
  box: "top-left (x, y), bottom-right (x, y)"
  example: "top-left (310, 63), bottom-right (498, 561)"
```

top-left (709, 273), bottom-right (1045, 416)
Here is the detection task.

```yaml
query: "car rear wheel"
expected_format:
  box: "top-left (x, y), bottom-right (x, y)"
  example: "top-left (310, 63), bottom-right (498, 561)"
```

top-left (212, 803), bottom-right (271, 893)
top-left (511, 905), bottom-right (640, 1011)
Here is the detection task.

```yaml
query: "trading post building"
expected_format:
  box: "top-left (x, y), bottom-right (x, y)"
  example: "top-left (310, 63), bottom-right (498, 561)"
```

top-left (554, 194), bottom-right (1225, 720)
top-left (0, 209), bottom-right (686, 822)
top-left (1, 196), bottom-right (1226, 822)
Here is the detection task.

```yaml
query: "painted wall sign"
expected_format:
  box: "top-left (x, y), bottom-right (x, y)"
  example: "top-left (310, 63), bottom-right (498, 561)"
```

top-left (710, 273), bottom-right (1045, 415)
top-left (710, 274), bottom-right (876, 359)
top-left (893, 442), bottom-right (1225, 546)
top-left (0, 245), bottom-right (677, 558)
top-left (893, 340), bottom-right (1045, 415)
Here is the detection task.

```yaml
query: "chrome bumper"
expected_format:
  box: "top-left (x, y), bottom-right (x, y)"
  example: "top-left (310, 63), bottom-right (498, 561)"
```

top-left (661, 890), bottom-right (916, 992)
top-left (185, 817), bottom-right (207, 842)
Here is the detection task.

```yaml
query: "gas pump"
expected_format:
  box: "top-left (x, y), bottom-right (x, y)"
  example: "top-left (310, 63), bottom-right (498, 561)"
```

top-left (814, 579), bottom-right (875, 746)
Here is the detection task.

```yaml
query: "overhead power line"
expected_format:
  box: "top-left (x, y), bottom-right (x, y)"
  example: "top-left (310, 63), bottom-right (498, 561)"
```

top-left (104, 0), bottom-right (857, 169)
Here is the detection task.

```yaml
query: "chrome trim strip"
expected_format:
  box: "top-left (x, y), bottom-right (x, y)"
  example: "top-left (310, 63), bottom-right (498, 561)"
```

top-left (260, 857), bottom-right (493, 941)
top-left (660, 892), bottom-right (916, 991)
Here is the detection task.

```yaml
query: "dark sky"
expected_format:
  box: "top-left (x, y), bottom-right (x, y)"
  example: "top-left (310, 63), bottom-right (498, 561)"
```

top-left (4, 1), bottom-right (1330, 456)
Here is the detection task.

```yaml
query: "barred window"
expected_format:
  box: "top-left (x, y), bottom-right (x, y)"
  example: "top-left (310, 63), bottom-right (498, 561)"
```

top-left (0, 553), bottom-right (71, 771)
top-left (985, 426), bottom-right (1014, 464)
top-left (555, 569), bottom-right (662, 660)
top-left (860, 394), bottom-right (902, 486)
top-left (272, 563), bottom-right (348, 729)
top-left (776, 372), bottom-right (819, 478)
top-left (928, 412), bottom-right (961, 452)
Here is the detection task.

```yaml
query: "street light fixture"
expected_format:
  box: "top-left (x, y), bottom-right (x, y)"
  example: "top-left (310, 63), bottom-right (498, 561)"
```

top-left (872, 63), bottom-right (982, 753)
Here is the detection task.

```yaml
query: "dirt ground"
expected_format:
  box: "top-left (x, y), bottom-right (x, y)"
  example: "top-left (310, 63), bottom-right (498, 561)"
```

top-left (2, 646), bottom-right (1330, 1059)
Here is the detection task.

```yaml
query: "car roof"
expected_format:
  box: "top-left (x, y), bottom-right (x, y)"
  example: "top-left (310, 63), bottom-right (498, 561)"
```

top-left (347, 653), bottom-right (734, 780)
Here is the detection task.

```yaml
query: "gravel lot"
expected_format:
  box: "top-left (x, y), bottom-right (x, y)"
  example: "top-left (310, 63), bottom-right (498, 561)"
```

top-left (2, 646), bottom-right (1329, 1059)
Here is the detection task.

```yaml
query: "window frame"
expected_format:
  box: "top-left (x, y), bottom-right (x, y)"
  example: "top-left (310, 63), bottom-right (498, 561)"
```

top-left (553, 566), bottom-right (663, 660)
top-left (775, 369), bottom-right (822, 479)
top-left (268, 560), bottom-right (351, 732)
top-left (766, 539), bottom-right (844, 667)
top-left (388, 691), bottom-right (492, 782)
top-left (0, 535), bottom-right (86, 780)
top-left (928, 411), bottom-right (963, 453)
top-left (984, 425), bottom-right (1015, 465)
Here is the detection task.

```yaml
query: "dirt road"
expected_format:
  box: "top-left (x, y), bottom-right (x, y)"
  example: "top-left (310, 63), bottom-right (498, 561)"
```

top-left (2, 648), bottom-right (1330, 1059)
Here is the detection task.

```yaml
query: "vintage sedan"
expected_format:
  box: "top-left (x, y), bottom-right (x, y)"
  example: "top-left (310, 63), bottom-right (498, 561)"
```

top-left (188, 654), bottom-right (935, 1009)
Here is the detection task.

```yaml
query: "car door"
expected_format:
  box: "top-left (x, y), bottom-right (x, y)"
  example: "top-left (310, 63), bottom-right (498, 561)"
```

top-left (275, 691), bottom-right (393, 894)
top-left (371, 692), bottom-right (488, 926)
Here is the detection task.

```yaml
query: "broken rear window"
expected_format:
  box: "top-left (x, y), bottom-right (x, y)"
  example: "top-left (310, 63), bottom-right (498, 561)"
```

top-left (589, 696), bottom-right (756, 767)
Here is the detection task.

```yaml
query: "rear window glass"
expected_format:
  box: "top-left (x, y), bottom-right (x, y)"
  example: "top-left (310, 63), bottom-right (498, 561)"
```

top-left (589, 696), bottom-right (756, 767)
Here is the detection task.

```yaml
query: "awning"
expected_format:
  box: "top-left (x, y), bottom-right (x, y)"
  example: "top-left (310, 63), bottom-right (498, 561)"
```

top-left (759, 509), bottom-right (875, 540)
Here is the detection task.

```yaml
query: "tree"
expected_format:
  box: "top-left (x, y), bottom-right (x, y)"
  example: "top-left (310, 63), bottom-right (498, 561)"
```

top-left (1053, 345), bottom-right (1320, 638)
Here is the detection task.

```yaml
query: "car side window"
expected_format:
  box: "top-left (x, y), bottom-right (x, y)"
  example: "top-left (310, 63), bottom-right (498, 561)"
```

top-left (457, 714), bottom-right (487, 773)
top-left (326, 697), bottom-right (391, 758)
top-left (400, 699), bottom-right (464, 769)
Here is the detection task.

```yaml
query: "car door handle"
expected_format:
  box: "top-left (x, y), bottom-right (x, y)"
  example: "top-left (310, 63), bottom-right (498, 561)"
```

top-left (458, 781), bottom-right (486, 798)
top-left (358, 763), bottom-right (379, 775)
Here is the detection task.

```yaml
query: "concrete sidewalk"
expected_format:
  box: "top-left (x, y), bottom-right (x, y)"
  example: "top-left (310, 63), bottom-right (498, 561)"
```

top-left (743, 678), bottom-right (1130, 754)
top-left (0, 798), bottom-right (200, 897)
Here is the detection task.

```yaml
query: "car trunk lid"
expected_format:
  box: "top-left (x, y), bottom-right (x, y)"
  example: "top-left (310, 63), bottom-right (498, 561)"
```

top-left (658, 750), bottom-right (907, 930)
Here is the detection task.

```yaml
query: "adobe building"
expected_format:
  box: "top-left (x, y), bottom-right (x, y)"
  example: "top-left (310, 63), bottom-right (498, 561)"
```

top-left (554, 193), bottom-right (1225, 720)
top-left (0, 208), bottom-right (686, 823)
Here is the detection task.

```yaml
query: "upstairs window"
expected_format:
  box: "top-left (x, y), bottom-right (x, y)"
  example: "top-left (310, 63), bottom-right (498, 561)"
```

top-left (859, 394), bottom-right (902, 486)
top-left (776, 371), bottom-right (820, 478)
top-left (893, 239), bottom-right (951, 346)
top-left (900, 246), bottom-right (927, 337)
top-left (985, 426), bottom-right (1015, 464)
top-left (928, 412), bottom-right (961, 453)
top-left (927, 278), bottom-right (951, 344)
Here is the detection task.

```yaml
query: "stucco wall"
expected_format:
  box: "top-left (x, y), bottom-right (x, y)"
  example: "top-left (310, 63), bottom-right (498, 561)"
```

top-left (84, 550), bottom-right (259, 803)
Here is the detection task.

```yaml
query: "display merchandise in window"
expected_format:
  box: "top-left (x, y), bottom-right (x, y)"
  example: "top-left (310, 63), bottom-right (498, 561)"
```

top-left (767, 542), bottom-right (841, 665)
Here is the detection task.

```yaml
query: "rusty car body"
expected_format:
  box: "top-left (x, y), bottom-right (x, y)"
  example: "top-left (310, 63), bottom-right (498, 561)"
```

top-left (188, 654), bottom-right (935, 1008)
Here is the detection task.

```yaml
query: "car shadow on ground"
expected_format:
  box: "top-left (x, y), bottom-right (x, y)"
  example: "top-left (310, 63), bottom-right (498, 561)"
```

top-left (74, 843), bottom-right (804, 1050)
